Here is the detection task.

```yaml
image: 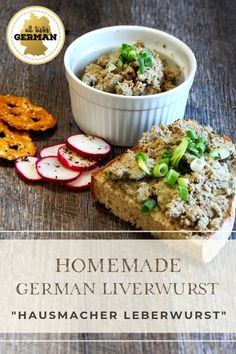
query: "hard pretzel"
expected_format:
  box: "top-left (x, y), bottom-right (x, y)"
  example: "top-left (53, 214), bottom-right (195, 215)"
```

top-left (0, 96), bottom-right (56, 131)
top-left (0, 121), bottom-right (36, 160)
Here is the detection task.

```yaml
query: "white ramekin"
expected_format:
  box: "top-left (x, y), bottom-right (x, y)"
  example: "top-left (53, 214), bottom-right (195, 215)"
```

top-left (64, 26), bottom-right (197, 147)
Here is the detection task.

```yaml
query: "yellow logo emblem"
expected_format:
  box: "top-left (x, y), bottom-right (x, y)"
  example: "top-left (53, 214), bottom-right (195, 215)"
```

top-left (6, 6), bottom-right (65, 65)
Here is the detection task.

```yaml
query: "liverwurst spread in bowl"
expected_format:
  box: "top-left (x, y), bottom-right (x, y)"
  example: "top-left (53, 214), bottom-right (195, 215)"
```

top-left (64, 26), bottom-right (197, 146)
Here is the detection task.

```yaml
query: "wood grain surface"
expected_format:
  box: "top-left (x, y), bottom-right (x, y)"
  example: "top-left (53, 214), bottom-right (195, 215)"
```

top-left (0, 0), bottom-right (235, 352)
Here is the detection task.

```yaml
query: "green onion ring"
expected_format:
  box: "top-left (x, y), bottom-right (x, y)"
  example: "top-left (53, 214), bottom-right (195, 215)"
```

top-left (165, 169), bottom-right (180, 186)
top-left (177, 177), bottom-right (189, 188)
top-left (153, 163), bottom-right (168, 177)
top-left (141, 198), bottom-right (157, 213)
top-left (178, 186), bottom-right (189, 202)
top-left (138, 58), bottom-right (145, 74)
top-left (186, 130), bottom-right (198, 140)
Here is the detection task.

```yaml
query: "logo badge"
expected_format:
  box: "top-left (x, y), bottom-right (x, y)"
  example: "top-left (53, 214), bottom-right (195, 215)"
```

top-left (6, 6), bottom-right (65, 65)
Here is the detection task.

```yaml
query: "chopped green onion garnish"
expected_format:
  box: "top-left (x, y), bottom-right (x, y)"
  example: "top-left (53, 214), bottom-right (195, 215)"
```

top-left (139, 49), bottom-right (151, 59)
top-left (138, 58), bottom-right (145, 74)
top-left (171, 138), bottom-right (189, 169)
top-left (188, 147), bottom-right (200, 156)
top-left (141, 198), bottom-right (157, 213)
top-left (119, 43), bottom-right (154, 73)
top-left (120, 44), bottom-right (136, 62)
top-left (128, 49), bottom-right (138, 61)
top-left (197, 136), bottom-right (207, 145)
top-left (196, 142), bottom-right (206, 155)
top-left (209, 147), bottom-right (230, 160)
top-left (187, 134), bottom-right (209, 157)
top-left (162, 151), bottom-right (173, 159)
top-left (187, 141), bottom-right (200, 156)
top-left (186, 130), bottom-right (198, 140)
top-left (208, 151), bottom-right (220, 159)
top-left (188, 140), bottom-right (195, 148)
top-left (178, 186), bottom-right (189, 202)
top-left (135, 152), bottom-right (147, 160)
top-left (135, 152), bottom-right (150, 175)
top-left (121, 43), bottom-right (132, 50)
top-left (190, 158), bottom-right (205, 173)
top-left (144, 57), bottom-right (153, 67)
top-left (153, 163), bottom-right (168, 177)
top-left (138, 50), bottom-right (153, 68)
top-left (165, 168), bottom-right (180, 186)
top-left (177, 177), bottom-right (189, 188)
top-left (158, 157), bottom-right (170, 165)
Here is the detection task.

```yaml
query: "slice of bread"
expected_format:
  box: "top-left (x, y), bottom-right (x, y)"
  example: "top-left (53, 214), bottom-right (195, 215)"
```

top-left (91, 119), bottom-right (236, 262)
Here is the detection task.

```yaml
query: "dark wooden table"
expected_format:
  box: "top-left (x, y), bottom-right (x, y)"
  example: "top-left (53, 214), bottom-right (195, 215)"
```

top-left (0, 0), bottom-right (236, 352)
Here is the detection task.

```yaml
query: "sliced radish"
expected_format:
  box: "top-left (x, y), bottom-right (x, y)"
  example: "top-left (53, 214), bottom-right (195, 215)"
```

top-left (15, 156), bottom-right (43, 183)
top-left (66, 134), bottom-right (112, 158)
top-left (58, 145), bottom-right (97, 171)
top-left (36, 156), bottom-right (80, 183)
top-left (64, 167), bottom-right (100, 191)
top-left (40, 143), bottom-right (64, 158)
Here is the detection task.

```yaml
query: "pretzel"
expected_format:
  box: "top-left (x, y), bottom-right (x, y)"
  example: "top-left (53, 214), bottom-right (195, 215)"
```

top-left (0, 121), bottom-right (36, 160)
top-left (0, 96), bottom-right (56, 131)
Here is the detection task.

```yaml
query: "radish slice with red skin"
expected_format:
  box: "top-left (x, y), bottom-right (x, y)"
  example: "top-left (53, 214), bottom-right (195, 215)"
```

top-left (40, 143), bottom-right (64, 158)
top-left (36, 156), bottom-right (80, 183)
top-left (15, 156), bottom-right (43, 183)
top-left (64, 166), bottom-right (100, 191)
top-left (58, 145), bottom-right (97, 171)
top-left (66, 134), bottom-right (112, 158)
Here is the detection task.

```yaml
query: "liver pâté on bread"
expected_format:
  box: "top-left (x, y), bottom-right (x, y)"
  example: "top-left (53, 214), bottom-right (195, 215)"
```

top-left (91, 119), bottom-right (236, 240)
